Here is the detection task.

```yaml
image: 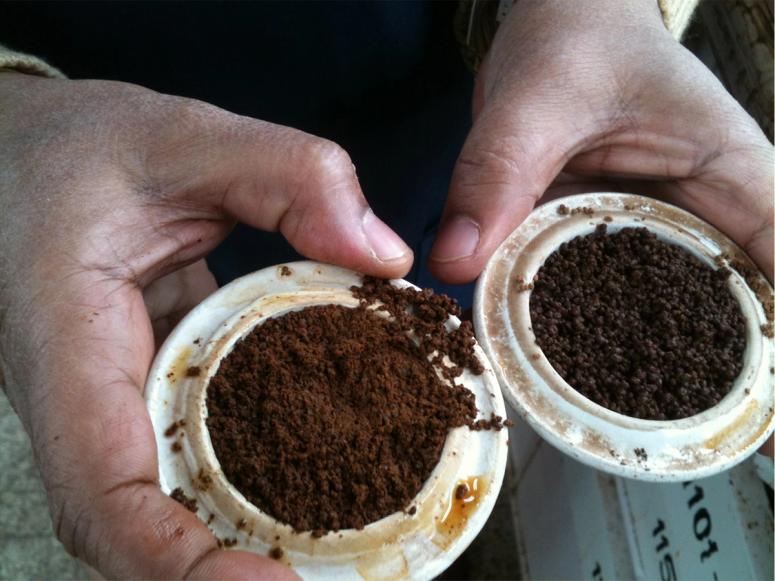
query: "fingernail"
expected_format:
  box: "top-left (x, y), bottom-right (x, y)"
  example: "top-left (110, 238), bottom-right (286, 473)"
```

top-left (431, 215), bottom-right (480, 262)
top-left (362, 209), bottom-right (407, 262)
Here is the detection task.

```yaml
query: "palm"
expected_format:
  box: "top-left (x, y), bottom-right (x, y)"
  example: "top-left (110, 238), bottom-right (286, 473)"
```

top-left (431, 7), bottom-right (773, 283)
top-left (556, 42), bottom-right (773, 278)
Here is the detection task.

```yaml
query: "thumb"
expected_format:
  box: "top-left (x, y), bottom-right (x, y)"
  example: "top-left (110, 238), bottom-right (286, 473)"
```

top-left (428, 99), bottom-right (572, 284)
top-left (147, 99), bottom-right (413, 278)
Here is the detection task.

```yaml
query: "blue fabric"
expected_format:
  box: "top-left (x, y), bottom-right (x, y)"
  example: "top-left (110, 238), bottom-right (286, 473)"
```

top-left (1, 1), bottom-right (477, 306)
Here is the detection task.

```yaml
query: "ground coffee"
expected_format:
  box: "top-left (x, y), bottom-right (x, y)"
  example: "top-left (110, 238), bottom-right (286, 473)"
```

top-left (206, 278), bottom-right (497, 533)
top-left (529, 225), bottom-right (746, 420)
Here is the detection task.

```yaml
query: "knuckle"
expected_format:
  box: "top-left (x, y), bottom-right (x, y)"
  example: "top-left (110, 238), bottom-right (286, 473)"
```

top-left (160, 95), bottom-right (223, 130)
top-left (302, 139), bottom-right (354, 181)
top-left (51, 497), bottom-right (95, 563)
top-left (455, 144), bottom-right (525, 190)
top-left (458, 147), bottom-right (520, 176)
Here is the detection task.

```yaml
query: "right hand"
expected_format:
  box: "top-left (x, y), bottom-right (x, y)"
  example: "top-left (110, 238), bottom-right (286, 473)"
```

top-left (0, 72), bottom-right (412, 579)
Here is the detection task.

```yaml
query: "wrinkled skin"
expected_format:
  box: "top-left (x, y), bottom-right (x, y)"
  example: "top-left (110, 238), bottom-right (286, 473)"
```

top-left (0, 0), bottom-right (772, 578)
top-left (0, 74), bottom-right (411, 579)
top-left (430, 0), bottom-right (773, 284)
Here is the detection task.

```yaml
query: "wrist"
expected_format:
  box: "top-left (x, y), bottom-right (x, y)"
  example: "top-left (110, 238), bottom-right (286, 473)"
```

top-left (457, 0), bottom-right (677, 73)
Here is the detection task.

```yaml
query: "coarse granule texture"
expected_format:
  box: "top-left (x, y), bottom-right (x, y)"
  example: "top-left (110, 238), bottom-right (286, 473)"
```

top-left (471, 412), bottom-right (513, 431)
top-left (557, 204), bottom-right (594, 216)
top-left (530, 225), bottom-right (746, 420)
top-left (164, 419), bottom-right (186, 437)
top-left (170, 487), bottom-right (198, 513)
top-left (351, 277), bottom-right (485, 380)
top-left (206, 283), bottom-right (486, 533)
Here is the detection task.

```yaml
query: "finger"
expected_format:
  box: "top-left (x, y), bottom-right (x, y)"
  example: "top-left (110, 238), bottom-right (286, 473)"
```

top-left (28, 279), bottom-right (295, 579)
top-left (144, 259), bottom-right (219, 345)
top-left (565, 130), bottom-right (774, 281)
top-left (429, 99), bottom-right (574, 283)
top-left (147, 99), bottom-right (413, 279)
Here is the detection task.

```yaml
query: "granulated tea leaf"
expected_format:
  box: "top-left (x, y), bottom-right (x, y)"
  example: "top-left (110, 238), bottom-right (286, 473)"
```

top-left (530, 225), bottom-right (746, 420)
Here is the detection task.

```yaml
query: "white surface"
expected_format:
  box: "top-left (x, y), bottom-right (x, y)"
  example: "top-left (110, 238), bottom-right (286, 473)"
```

top-left (510, 421), bottom-right (774, 581)
top-left (620, 458), bottom-right (773, 581)
top-left (511, 423), bottom-right (635, 581)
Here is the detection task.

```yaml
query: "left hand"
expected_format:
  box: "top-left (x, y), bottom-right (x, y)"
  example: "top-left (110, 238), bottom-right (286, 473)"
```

top-left (429, 0), bottom-right (774, 283)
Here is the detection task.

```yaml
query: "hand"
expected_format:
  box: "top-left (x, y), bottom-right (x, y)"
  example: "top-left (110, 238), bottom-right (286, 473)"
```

top-left (430, 0), bottom-right (773, 283)
top-left (0, 72), bottom-right (412, 579)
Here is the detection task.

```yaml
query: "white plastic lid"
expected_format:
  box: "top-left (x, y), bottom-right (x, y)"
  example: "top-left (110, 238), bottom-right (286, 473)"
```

top-left (474, 193), bottom-right (774, 481)
top-left (145, 261), bottom-right (508, 579)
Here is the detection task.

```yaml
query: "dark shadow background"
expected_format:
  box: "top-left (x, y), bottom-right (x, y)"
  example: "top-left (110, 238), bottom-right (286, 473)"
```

top-left (0, 0), bottom-right (478, 305)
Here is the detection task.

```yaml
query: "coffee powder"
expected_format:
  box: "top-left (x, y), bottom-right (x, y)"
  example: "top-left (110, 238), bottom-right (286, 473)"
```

top-left (206, 279), bottom-right (495, 533)
top-left (529, 225), bottom-right (746, 420)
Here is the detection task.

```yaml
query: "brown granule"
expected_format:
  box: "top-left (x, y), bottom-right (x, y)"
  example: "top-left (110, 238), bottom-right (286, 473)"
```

top-left (269, 547), bottom-right (284, 560)
top-left (207, 304), bottom-right (476, 532)
top-left (515, 276), bottom-right (535, 292)
top-left (185, 366), bottom-right (201, 377)
top-left (192, 468), bottom-right (213, 492)
top-left (471, 412), bottom-right (514, 431)
top-left (170, 487), bottom-right (197, 513)
top-left (164, 419), bottom-right (186, 437)
top-left (530, 226), bottom-right (746, 420)
top-left (206, 278), bottom-right (499, 534)
top-left (557, 203), bottom-right (594, 216)
top-left (351, 277), bottom-right (485, 379)
top-left (171, 441), bottom-right (182, 453)
top-left (455, 484), bottom-right (470, 500)
top-left (279, 265), bottom-right (292, 277)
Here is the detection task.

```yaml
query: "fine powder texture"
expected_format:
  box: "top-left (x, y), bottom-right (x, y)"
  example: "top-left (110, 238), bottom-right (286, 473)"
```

top-left (206, 279), bottom-right (489, 533)
top-left (529, 226), bottom-right (746, 420)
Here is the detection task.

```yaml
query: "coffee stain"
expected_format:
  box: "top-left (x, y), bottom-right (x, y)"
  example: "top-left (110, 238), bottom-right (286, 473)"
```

top-left (434, 475), bottom-right (489, 545)
top-left (704, 399), bottom-right (758, 450)
top-left (355, 550), bottom-right (409, 581)
top-left (192, 468), bottom-right (214, 492)
top-left (580, 430), bottom-right (614, 459)
top-left (167, 346), bottom-right (192, 384)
